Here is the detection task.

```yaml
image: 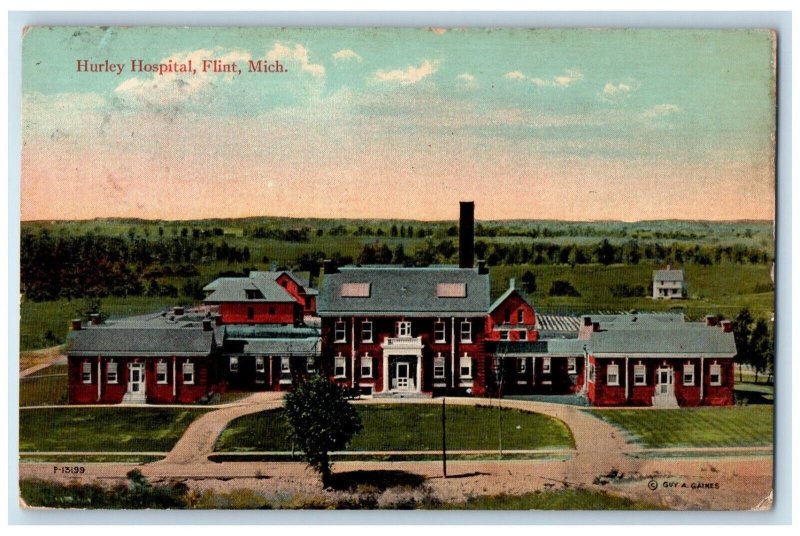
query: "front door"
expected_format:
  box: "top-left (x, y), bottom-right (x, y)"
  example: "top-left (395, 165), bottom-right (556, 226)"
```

top-left (656, 367), bottom-right (673, 395)
top-left (129, 363), bottom-right (145, 394)
top-left (396, 362), bottom-right (410, 390)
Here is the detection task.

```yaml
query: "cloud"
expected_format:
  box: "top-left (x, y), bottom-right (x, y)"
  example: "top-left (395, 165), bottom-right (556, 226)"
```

top-left (642, 103), bottom-right (682, 118)
top-left (115, 48), bottom-right (251, 107)
top-left (373, 60), bottom-right (439, 85)
top-left (266, 42), bottom-right (325, 77)
top-left (332, 48), bottom-right (362, 62)
top-left (504, 70), bottom-right (526, 81)
top-left (457, 73), bottom-right (476, 86)
top-left (601, 80), bottom-right (640, 99)
top-left (530, 69), bottom-right (584, 88)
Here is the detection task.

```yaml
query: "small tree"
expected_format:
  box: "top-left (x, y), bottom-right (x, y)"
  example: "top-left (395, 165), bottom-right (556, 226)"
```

top-left (521, 270), bottom-right (537, 294)
top-left (283, 374), bottom-right (363, 488)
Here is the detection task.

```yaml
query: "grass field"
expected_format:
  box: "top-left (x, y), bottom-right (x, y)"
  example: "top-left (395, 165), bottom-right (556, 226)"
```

top-left (430, 489), bottom-right (664, 510)
top-left (585, 406), bottom-right (774, 448)
top-left (20, 365), bottom-right (68, 406)
top-left (19, 408), bottom-right (208, 452)
top-left (215, 404), bottom-right (575, 452)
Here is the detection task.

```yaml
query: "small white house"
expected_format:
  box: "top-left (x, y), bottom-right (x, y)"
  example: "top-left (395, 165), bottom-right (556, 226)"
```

top-left (653, 265), bottom-right (686, 299)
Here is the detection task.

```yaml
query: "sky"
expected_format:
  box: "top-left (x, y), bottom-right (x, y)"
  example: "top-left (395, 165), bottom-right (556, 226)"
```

top-left (21, 27), bottom-right (776, 222)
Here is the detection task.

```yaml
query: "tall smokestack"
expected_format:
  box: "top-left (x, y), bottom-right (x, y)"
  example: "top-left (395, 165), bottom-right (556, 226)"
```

top-left (459, 201), bottom-right (474, 269)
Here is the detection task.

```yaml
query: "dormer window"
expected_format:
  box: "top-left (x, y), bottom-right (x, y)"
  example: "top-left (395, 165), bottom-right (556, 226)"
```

top-left (245, 289), bottom-right (261, 300)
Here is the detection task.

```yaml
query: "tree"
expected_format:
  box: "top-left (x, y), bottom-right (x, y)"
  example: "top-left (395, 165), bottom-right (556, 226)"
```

top-left (596, 239), bottom-right (616, 265)
top-left (521, 270), bottom-right (537, 294)
top-left (283, 374), bottom-right (363, 488)
top-left (548, 280), bottom-right (581, 297)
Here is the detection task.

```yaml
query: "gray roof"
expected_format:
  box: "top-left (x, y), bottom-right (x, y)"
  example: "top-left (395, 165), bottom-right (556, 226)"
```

top-left (590, 313), bottom-right (686, 329)
top-left (224, 324), bottom-right (320, 339)
top-left (536, 314), bottom-right (581, 332)
top-left (67, 328), bottom-right (214, 357)
top-left (486, 339), bottom-right (585, 357)
top-left (318, 265), bottom-right (490, 316)
top-left (227, 337), bottom-right (321, 356)
top-left (654, 269), bottom-right (684, 282)
top-left (586, 325), bottom-right (736, 356)
top-left (489, 286), bottom-right (532, 314)
top-left (204, 277), bottom-right (296, 304)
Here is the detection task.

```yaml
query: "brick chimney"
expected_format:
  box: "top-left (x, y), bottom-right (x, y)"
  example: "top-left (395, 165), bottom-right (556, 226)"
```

top-left (202, 319), bottom-right (213, 331)
top-left (705, 315), bottom-right (718, 327)
top-left (89, 313), bottom-right (101, 325)
top-left (173, 306), bottom-right (184, 316)
top-left (720, 320), bottom-right (733, 333)
top-left (323, 259), bottom-right (338, 274)
top-left (583, 316), bottom-right (592, 327)
top-left (459, 201), bottom-right (475, 269)
top-left (71, 319), bottom-right (82, 331)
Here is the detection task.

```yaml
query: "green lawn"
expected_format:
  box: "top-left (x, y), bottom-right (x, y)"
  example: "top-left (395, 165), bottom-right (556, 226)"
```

top-left (431, 489), bottom-right (664, 510)
top-left (19, 408), bottom-right (208, 452)
top-left (20, 370), bottom-right (68, 406)
top-left (215, 404), bottom-right (575, 452)
top-left (586, 406), bottom-right (774, 448)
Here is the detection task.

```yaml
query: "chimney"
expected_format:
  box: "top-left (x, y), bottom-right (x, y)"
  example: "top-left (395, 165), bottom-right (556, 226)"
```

top-left (323, 259), bottom-right (338, 274)
top-left (509, 278), bottom-right (516, 290)
top-left (593, 322), bottom-right (600, 332)
top-left (477, 259), bottom-right (488, 274)
top-left (459, 201), bottom-right (475, 269)
top-left (720, 320), bottom-right (733, 333)
top-left (89, 313), bottom-right (101, 325)
top-left (705, 315), bottom-right (718, 327)
top-left (173, 306), bottom-right (184, 316)
top-left (583, 316), bottom-right (592, 327)
top-left (666, 264), bottom-right (671, 271)
top-left (71, 319), bottom-right (82, 331)
top-left (202, 319), bottom-right (213, 331)
top-left (215, 314), bottom-right (223, 326)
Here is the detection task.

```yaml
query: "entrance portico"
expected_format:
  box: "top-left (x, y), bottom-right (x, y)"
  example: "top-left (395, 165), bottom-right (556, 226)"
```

top-left (380, 336), bottom-right (423, 393)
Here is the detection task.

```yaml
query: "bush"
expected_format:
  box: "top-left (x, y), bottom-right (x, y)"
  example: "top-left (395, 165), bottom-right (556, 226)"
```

top-left (548, 280), bottom-right (581, 297)
top-left (609, 283), bottom-right (646, 298)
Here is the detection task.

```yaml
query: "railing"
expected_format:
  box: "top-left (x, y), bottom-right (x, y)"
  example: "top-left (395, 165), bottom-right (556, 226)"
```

top-left (382, 336), bottom-right (423, 349)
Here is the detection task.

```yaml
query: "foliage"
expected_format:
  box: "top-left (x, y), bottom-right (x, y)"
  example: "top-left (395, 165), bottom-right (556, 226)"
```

top-left (608, 283), bottom-right (647, 298)
top-left (283, 374), bottom-right (363, 487)
top-left (548, 280), bottom-right (581, 297)
top-left (521, 270), bottom-right (537, 294)
top-left (732, 308), bottom-right (775, 382)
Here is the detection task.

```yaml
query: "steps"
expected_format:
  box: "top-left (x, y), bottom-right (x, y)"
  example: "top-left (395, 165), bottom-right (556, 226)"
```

top-left (651, 393), bottom-right (679, 408)
top-left (122, 392), bottom-right (147, 404)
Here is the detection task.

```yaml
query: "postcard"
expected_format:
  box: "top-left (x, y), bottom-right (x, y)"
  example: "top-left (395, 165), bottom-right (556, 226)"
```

top-left (18, 26), bottom-right (776, 511)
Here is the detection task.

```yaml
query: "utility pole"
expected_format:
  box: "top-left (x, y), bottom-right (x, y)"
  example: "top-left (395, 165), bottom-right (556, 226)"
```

top-left (442, 397), bottom-right (447, 478)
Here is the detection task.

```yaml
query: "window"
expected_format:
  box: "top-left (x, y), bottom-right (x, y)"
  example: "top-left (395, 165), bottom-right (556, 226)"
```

top-left (341, 282), bottom-right (370, 297)
top-left (334, 355), bottom-right (347, 378)
top-left (255, 357), bottom-right (265, 373)
top-left (503, 310), bottom-right (511, 324)
top-left (433, 355), bottom-right (446, 379)
top-left (542, 357), bottom-right (551, 374)
top-left (107, 361), bottom-right (118, 384)
top-left (397, 321), bottom-right (412, 337)
top-left (280, 357), bottom-right (291, 373)
top-left (460, 320), bottom-right (472, 343)
top-left (229, 356), bottom-right (239, 372)
top-left (710, 363), bottom-right (722, 386)
top-left (634, 364), bottom-right (647, 386)
top-left (683, 364), bottom-right (695, 386)
top-left (361, 321), bottom-right (373, 343)
top-left (157, 361), bottom-right (168, 384)
top-left (436, 282), bottom-right (466, 298)
top-left (517, 358), bottom-right (527, 374)
top-left (82, 362), bottom-right (92, 384)
top-left (334, 320), bottom-right (347, 343)
top-left (607, 364), bottom-right (620, 386)
top-left (519, 330), bottom-right (528, 340)
top-left (434, 320), bottom-right (446, 343)
top-left (306, 356), bottom-right (316, 373)
top-left (269, 307), bottom-right (276, 315)
top-left (182, 362), bottom-right (194, 384)
top-left (360, 355), bottom-right (372, 378)
top-left (588, 363), bottom-right (595, 383)
top-left (568, 357), bottom-right (577, 374)
top-left (500, 330), bottom-right (509, 341)
top-left (459, 355), bottom-right (473, 378)
top-left (517, 310), bottom-right (525, 324)
top-left (247, 307), bottom-right (254, 320)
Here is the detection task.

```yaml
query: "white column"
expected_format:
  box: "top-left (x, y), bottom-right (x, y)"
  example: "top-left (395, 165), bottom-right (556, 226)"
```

top-left (97, 356), bottom-right (102, 401)
top-left (624, 356), bottom-right (629, 401)
top-left (382, 354), bottom-right (390, 392)
top-left (416, 354), bottom-right (422, 392)
top-left (700, 357), bottom-right (705, 401)
top-left (172, 356), bottom-right (177, 398)
top-left (450, 317), bottom-right (456, 389)
top-left (351, 318), bottom-right (356, 388)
